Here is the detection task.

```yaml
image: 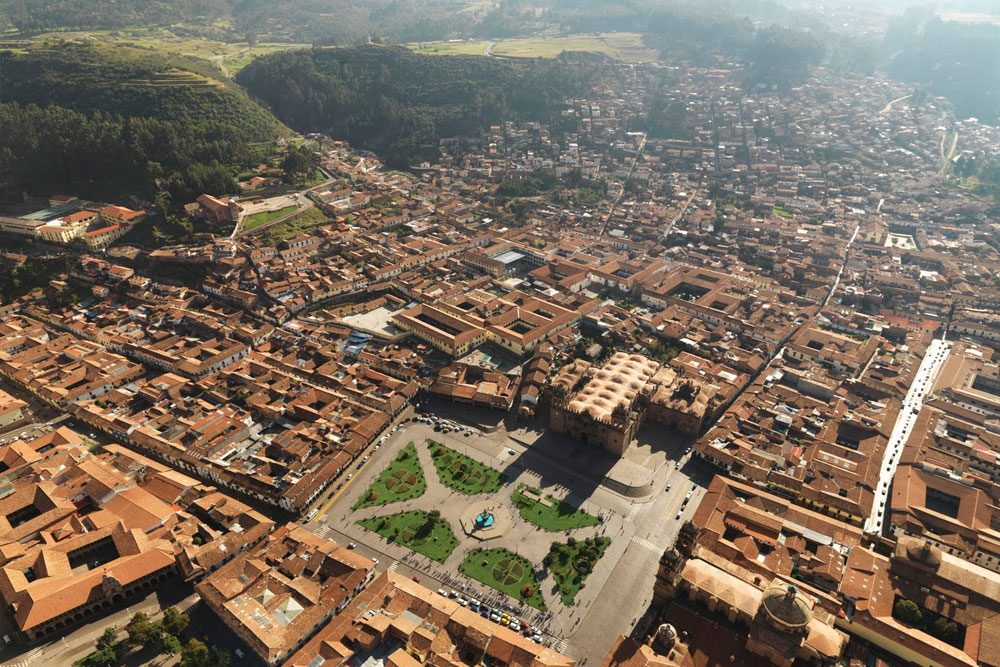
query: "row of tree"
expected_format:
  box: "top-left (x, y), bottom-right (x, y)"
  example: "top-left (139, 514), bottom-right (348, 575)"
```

top-left (76, 607), bottom-right (230, 667)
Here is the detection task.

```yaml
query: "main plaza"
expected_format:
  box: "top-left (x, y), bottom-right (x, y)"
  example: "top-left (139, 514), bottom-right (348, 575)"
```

top-left (312, 404), bottom-right (710, 660)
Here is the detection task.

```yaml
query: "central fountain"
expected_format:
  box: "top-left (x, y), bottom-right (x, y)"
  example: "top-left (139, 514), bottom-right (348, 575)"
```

top-left (461, 503), bottom-right (510, 541)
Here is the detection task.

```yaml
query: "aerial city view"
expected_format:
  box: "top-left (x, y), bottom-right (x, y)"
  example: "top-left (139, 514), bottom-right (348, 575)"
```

top-left (0, 0), bottom-right (999, 665)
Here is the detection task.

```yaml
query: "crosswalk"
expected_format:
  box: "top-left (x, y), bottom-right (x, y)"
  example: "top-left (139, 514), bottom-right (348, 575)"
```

top-left (312, 523), bottom-right (332, 538)
top-left (3, 646), bottom-right (43, 667)
top-left (630, 535), bottom-right (661, 552)
top-left (388, 560), bottom-right (399, 572)
top-left (553, 639), bottom-right (568, 653)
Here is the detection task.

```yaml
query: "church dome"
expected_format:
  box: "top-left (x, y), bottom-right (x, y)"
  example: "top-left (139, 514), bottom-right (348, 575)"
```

top-left (760, 582), bottom-right (811, 630)
top-left (905, 539), bottom-right (942, 567)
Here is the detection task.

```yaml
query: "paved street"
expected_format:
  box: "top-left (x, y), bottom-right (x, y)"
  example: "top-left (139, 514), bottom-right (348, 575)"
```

top-left (0, 584), bottom-right (198, 667)
top-left (864, 337), bottom-right (952, 534)
top-left (312, 415), bottom-right (710, 660)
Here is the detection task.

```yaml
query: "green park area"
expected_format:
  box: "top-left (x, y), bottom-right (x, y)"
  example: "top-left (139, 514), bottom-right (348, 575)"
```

top-left (353, 442), bottom-right (426, 509)
top-left (358, 510), bottom-right (458, 562)
top-left (427, 440), bottom-right (504, 494)
top-left (545, 536), bottom-right (611, 605)
top-left (242, 204), bottom-right (299, 232)
top-left (460, 547), bottom-right (546, 610)
top-left (511, 484), bottom-right (602, 532)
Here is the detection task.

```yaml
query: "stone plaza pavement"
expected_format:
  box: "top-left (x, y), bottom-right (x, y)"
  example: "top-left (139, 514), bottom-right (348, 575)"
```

top-left (317, 420), bottom-right (709, 659)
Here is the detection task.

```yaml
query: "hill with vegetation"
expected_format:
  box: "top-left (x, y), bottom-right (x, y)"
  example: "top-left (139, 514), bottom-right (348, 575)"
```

top-left (0, 42), bottom-right (287, 201)
top-left (236, 45), bottom-right (607, 167)
top-left (0, 0), bottom-right (487, 44)
top-left (883, 8), bottom-right (1000, 123)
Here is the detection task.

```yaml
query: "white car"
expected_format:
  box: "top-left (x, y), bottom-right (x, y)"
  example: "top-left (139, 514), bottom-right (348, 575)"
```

top-left (306, 509), bottom-right (318, 521)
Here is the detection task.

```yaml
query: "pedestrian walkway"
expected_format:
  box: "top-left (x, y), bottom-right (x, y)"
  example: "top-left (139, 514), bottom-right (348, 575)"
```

top-left (2, 646), bottom-right (42, 667)
top-left (388, 560), bottom-right (399, 572)
top-left (630, 535), bottom-right (661, 553)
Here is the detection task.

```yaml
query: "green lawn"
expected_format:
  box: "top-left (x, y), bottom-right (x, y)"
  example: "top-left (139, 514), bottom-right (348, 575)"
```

top-left (427, 440), bottom-right (504, 495)
top-left (241, 204), bottom-right (299, 231)
top-left (353, 442), bottom-right (426, 509)
top-left (460, 548), bottom-right (546, 610)
top-left (545, 537), bottom-right (610, 605)
top-left (358, 510), bottom-right (458, 562)
top-left (511, 485), bottom-right (602, 532)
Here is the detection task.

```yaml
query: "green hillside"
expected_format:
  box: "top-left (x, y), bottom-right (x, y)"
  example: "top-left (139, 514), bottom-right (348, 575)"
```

top-left (0, 42), bottom-right (287, 200)
top-left (236, 45), bottom-right (606, 167)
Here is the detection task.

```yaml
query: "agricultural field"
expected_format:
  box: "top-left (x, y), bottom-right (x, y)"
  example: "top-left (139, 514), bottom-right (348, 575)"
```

top-left (353, 442), bottom-right (426, 510)
top-left (460, 548), bottom-right (547, 610)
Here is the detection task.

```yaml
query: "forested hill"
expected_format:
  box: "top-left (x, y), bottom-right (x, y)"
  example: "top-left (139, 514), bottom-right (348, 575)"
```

top-left (236, 45), bottom-right (607, 167)
top-left (0, 43), bottom-right (287, 201)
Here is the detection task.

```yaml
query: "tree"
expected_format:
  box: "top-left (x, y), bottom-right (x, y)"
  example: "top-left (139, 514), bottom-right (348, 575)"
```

top-left (126, 611), bottom-right (154, 646)
top-left (163, 607), bottom-right (190, 637)
top-left (75, 628), bottom-right (119, 667)
top-left (281, 145), bottom-right (320, 181)
top-left (75, 646), bottom-right (117, 667)
top-left (180, 638), bottom-right (213, 667)
top-left (932, 617), bottom-right (960, 644)
top-left (893, 598), bottom-right (923, 626)
top-left (97, 628), bottom-right (118, 652)
top-left (520, 582), bottom-right (537, 599)
top-left (160, 633), bottom-right (182, 655)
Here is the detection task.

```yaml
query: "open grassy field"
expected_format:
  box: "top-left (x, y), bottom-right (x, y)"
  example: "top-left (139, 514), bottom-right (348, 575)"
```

top-left (31, 28), bottom-right (308, 75)
top-left (241, 204), bottom-right (299, 232)
top-left (460, 548), bottom-right (546, 610)
top-left (410, 40), bottom-right (491, 56)
top-left (358, 510), bottom-right (458, 562)
top-left (491, 33), bottom-right (657, 61)
top-left (409, 32), bottom-right (658, 62)
top-left (353, 442), bottom-right (426, 509)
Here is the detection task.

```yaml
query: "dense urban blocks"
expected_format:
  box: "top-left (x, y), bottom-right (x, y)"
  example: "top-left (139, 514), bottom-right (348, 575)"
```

top-left (460, 547), bottom-right (547, 610)
top-left (358, 510), bottom-right (458, 562)
top-left (545, 536), bottom-right (611, 606)
top-left (511, 484), bottom-right (602, 532)
top-left (427, 440), bottom-right (505, 495)
top-left (353, 442), bottom-right (426, 509)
